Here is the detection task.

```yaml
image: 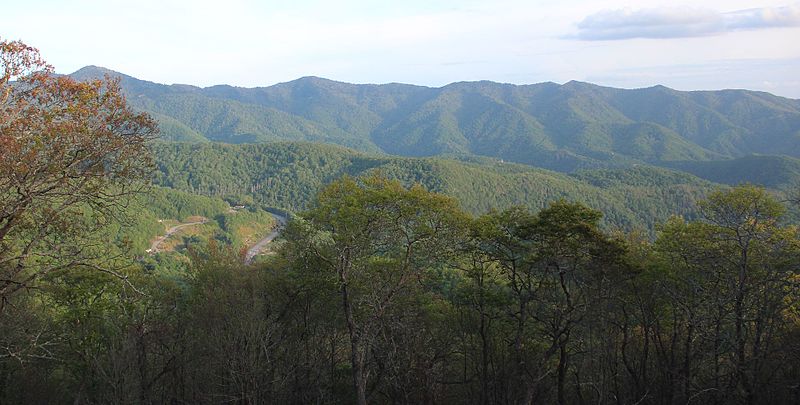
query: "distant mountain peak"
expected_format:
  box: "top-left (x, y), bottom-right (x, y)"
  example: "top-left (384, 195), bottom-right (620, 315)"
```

top-left (290, 76), bottom-right (344, 86)
top-left (641, 84), bottom-right (675, 93)
top-left (295, 75), bottom-right (329, 82)
top-left (562, 80), bottom-right (591, 87)
top-left (69, 65), bottom-right (127, 80)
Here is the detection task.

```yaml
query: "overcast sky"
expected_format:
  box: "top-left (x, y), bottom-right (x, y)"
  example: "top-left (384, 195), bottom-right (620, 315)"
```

top-left (3, 0), bottom-right (799, 97)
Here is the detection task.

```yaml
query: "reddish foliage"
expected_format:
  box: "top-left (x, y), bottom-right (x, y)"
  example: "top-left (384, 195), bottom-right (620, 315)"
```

top-left (0, 39), bottom-right (159, 301)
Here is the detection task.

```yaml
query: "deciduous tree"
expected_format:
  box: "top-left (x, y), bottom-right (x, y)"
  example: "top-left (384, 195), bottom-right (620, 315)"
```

top-left (0, 39), bottom-right (157, 306)
top-left (283, 175), bottom-right (468, 404)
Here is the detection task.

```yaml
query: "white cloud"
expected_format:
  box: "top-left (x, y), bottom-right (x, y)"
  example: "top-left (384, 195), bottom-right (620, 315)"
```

top-left (725, 5), bottom-right (800, 29)
top-left (573, 4), bottom-right (800, 40)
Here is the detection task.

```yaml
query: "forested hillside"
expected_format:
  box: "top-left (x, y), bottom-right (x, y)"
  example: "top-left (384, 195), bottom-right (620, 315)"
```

top-left (73, 66), bottom-right (800, 172)
top-left (151, 142), bottom-right (720, 231)
top-left (662, 154), bottom-right (800, 188)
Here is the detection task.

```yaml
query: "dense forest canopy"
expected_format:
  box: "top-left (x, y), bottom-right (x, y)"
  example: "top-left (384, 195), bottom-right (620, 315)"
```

top-left (3, 174), bottom-right (799, 404)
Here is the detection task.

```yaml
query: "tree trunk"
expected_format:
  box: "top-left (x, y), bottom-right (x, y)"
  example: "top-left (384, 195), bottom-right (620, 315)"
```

top-left (480, 311), bottom-right (490, 405)
top-left (734, 248), bottom-right (753, 404)
top-left (557, 339), bottom-right (568, 405)
top-left (514, 299), bottom-right (532, 405)
top-left (341, 272), bottom-right (368, 405)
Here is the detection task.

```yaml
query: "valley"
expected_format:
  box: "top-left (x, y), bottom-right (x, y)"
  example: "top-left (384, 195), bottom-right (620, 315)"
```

top-left (244, 212), bottom-right (287, 264)
top-left (147, 217), bottom-right (209, 253)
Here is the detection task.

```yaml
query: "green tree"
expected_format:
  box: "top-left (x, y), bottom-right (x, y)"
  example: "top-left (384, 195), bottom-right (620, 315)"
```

top-left (472, 202), bottom-right (628, 404)
top-left (654, 185), bottom-right (800, 404)
top-left (283, 175), bottom-right (468, 404)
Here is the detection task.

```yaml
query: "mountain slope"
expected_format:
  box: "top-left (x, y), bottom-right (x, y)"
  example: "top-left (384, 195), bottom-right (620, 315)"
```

top-left (662, 154), bottom-right (800, 188)
top-left (151, 141), bottom-right (721, 231)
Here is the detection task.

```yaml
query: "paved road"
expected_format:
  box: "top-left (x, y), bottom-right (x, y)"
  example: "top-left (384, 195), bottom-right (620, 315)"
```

top-left (148, 219), bottom-right (208, 253)
top-left (244, 213), bottom-right (287, 264)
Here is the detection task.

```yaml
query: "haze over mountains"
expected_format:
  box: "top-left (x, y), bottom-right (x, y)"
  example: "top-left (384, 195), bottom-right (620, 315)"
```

top-left (72, 65), bottom-right (800, 175)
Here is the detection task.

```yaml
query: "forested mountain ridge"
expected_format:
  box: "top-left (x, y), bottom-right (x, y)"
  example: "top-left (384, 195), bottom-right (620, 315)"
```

top-left (151, 141), bottom-right (721, 232)
top-left (72, 66), bottom-right (800, 172)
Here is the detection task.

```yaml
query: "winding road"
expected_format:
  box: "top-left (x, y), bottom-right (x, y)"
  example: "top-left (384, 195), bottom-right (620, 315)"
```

top-left (148, 219), bottom-right (209, 253)
top-left (244, 213), bottom-right (287, 265)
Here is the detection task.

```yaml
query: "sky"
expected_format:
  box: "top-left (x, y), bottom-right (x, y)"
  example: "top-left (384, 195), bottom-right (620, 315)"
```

top-left (2, 0), bottom-right (800, 97)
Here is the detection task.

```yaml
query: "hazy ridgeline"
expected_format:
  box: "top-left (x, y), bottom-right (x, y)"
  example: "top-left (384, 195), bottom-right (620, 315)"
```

top-left (73, 66), bottom-right (800, 173)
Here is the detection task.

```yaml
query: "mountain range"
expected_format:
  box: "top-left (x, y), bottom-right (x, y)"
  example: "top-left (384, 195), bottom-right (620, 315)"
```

top-left (71, 66), bottom-right (800, 173)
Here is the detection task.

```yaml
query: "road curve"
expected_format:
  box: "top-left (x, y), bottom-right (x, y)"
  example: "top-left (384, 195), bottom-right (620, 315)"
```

top-left (148, 219), bottom-right (208, 253)
top-left (244, 213), bottom-right (287, 265)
